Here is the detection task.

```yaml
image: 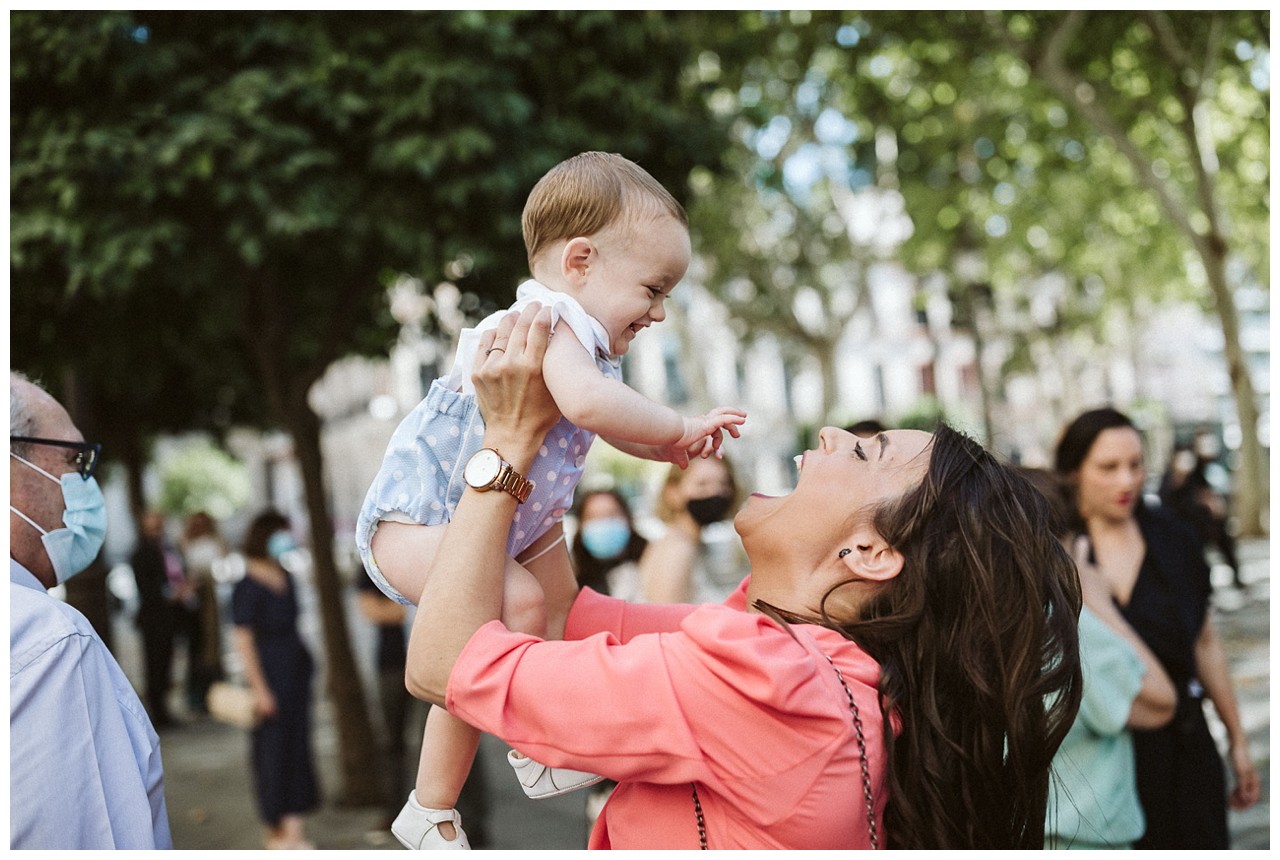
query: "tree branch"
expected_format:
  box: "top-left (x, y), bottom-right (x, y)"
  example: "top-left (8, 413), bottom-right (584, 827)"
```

top-left (1032, 14), bottom-right (1209, 258)
top-left (1040, 10), bottom-right (1088, 70)
top-left (1142, 12), bottom-right (1195, 95)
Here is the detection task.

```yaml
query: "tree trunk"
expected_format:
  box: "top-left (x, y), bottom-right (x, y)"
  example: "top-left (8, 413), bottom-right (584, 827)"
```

top-left (59, 368), bottom-right (113, 649)
top-left (243, 266), bottom-right (380, 807)
top-left (282, 388), bottom-right (382, 806)
top-left (1201, 246), bottom-right (1266, 535)
top-left (818, 340), bottom-right (839, 428)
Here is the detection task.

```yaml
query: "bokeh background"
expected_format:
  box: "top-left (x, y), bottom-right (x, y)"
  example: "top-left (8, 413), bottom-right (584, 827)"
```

top-left (10, 10), bottom-right (1270, 847)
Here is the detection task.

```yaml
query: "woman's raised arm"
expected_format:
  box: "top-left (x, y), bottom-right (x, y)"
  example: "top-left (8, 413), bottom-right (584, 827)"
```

top-left (405, 303), bottom-right (560, 705)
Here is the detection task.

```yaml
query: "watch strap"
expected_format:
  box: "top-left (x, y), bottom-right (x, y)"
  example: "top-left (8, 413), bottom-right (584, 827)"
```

top-left (494, 462), bottom-right (535, 504)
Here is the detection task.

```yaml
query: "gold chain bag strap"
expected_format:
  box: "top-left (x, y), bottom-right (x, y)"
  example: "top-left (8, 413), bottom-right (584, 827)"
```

top-left (691, 653), bottom-right (879, 849)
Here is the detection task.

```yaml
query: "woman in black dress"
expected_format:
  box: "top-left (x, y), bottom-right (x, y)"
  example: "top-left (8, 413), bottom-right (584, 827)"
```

top-left (1055, 409), bottom-right (1259, 847)
top-left (231, 510), bottom-right (320, 849)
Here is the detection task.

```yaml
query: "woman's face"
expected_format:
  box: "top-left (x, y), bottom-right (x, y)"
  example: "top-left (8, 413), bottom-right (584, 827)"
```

top-left (677, 458), bottom-right (735, 502)
top-left (736, 427), bottom-right (931, 550)
top-left (580, 492), bottom-right (627, 524)
top-left (1074, 426), bottom-right (1145, 523)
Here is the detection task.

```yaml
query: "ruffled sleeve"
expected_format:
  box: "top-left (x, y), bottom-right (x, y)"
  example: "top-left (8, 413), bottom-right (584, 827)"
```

top-left (443, 280), bottom-right (615, 394)
top-left (564, 576), bottom-right (751, 642)
top-left (512, 280), bottom-right (611, 360)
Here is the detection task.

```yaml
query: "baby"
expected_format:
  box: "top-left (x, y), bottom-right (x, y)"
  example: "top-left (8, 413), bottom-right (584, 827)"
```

top-left (355, 152), bottom-right (746, 849)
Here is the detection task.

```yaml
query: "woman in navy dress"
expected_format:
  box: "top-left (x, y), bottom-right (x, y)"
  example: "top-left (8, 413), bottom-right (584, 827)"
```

top-left (1055, 409), bottom-right (1259, 847)
top-left (231, 510), bottom-right (320, 850)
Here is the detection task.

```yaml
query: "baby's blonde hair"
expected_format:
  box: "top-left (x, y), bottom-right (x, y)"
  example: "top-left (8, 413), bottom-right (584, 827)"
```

top-left (522, 152), bottom-right (688, 271)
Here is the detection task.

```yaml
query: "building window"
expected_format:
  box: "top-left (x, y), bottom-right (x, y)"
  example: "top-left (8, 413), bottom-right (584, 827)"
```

top-left (960, 363), bottom-right (980, 397)
top-left (919, 362), bottom-right (936, 396)
top-left (663, 340), bottom-right (689, 406)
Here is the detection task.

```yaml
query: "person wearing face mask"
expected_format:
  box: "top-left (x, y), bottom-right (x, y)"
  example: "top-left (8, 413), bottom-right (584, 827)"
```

top-left (569, 488), bottom-right (649, 601)
top-left (230, 509), bottom-right (321, 849)
top-left (638, 457), bottom-right (745, 605)
top-left (9, 371), bottom-right (172, 849)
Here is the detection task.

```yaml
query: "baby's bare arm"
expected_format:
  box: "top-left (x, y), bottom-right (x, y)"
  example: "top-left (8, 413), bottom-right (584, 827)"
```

top-left (542, 327), bottom-right (684, 444)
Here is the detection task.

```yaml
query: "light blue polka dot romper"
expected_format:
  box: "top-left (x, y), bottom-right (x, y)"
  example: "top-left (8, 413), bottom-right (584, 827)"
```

top-left (355, 281), bottom-right (622, 605)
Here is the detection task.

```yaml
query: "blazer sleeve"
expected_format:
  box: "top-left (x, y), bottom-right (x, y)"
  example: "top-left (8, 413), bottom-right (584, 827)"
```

top-left (447, 603), bottom-right (854, 814)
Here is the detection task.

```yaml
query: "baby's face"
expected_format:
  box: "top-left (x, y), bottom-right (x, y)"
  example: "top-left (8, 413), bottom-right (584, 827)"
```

top-left (576, 214), bottom-right (691, 356)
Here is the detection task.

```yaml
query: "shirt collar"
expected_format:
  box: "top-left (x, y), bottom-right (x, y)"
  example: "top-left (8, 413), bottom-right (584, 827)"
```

top-left (11, 557), bottom-right (45, 592)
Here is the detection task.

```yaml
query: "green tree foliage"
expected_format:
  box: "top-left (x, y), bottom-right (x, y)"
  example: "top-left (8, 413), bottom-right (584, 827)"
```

top-left (687, 11), bottom-right (905, 426)
top-left (155, 440), bottom-right (253, 520)
top-left (689, 11), bottom-right (1266, 529)
top-left (11, 9), bottom-right (730, 803)
top-left (993, 11), bottom-right (1269, 531)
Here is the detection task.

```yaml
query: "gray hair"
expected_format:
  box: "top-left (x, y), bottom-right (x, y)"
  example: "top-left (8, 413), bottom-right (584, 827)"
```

top-left (10, 370), bottom-right (41, 459)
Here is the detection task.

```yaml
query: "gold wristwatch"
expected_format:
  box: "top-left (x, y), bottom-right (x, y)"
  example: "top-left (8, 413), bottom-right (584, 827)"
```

top-left (463, 447), bottom-right (534, 504)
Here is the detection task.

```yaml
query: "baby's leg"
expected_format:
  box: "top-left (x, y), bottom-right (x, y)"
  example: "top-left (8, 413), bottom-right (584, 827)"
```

top-left (405, 557), bottom-right (548, 845)
top-left (517, 523), bottom-right (577, 641)
top-left (369, 521), bottom-right (450, 607)
top-left (492, 533), bottom-right (604, 798)
top-left (372, 521), bottom-right (547, 635)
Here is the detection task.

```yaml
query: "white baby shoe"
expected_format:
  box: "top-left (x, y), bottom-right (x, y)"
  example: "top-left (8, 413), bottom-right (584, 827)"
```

top-left (390, 791), bottom-right (470, 850)
top-left (507, 750), bottom-right (604, 799)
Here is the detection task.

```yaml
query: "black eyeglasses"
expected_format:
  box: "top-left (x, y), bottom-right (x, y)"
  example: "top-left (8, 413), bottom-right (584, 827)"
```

top-left (10, 436), bottom-right (102, 480)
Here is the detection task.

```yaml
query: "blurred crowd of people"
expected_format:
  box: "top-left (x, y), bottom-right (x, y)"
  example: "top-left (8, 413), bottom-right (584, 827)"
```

top-left (15, 380), bottom-right (1260, 850)
top-left (98, 406), bottom-right (1268, 850)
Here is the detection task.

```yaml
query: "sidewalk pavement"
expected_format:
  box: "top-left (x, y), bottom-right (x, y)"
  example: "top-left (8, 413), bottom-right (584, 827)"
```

top-left (117, 539), bottom-right (1270, 850)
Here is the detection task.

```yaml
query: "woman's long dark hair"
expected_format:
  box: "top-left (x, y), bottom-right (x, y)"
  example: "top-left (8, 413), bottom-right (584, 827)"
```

top-left (833, 424), bottom-right (1082, 848)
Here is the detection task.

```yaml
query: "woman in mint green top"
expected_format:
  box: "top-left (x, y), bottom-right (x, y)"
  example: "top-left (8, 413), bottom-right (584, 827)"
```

top-left (1016, 467), bottom-right (1177, 850)
top-left (1047, 607), bottom-right (1147, 848)
top-left (1045, 541), bottom-right (1176, 848)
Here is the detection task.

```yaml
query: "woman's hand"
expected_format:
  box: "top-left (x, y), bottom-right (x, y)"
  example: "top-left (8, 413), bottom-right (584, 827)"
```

top-left (473, 303), bottom-right (560, 456)
top-left (406, 303), bottom-right (558, 707)
top-left (1228, 739), bottom-right (1261, 808)
top-left (253, 685), bottom-right (278, 721)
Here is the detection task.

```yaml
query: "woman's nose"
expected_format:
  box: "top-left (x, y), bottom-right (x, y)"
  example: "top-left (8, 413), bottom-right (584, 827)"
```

top-left (818, 426), bottom-right (848, 454)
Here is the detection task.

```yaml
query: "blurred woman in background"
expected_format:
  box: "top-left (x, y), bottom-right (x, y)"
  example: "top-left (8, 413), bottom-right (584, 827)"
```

top-left (231, 510), bottom-right (320, 850)
top-left (639, 456), bottom-right (744, 605)
top-left (1054, 408), bottom-right (1259, 848)
top-left (180, 511), bottom-right (226, 713)
top-left (569, 488), bottom-right (649, 601)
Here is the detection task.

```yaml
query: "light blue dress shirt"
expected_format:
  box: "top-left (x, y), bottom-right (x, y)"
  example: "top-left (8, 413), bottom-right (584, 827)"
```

top-left (10, 558), bottom-right (173, 848)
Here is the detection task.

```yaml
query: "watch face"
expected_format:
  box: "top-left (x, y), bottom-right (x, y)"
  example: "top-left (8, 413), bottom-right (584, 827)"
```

top-left (464, 448), bottom-right (502, 488)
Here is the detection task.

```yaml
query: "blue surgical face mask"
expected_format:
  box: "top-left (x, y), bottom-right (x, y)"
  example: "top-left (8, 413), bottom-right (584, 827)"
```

top-left (580, 517), bottom-right (631, 560)
top-left (10, 452), bottom-right (108, 584)
top-left (267, 531), bottom-right (297, 561)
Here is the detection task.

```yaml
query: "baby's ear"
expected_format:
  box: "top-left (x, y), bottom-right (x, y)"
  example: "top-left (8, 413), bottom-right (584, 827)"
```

top-left (561, 237), bottom-right (594, 285)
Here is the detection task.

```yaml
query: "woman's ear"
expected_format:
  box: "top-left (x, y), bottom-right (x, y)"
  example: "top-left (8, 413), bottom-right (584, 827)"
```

top-left (839, 527), bottom-right (904, 583)
top-left (561, 237), bottom-right (594, 286)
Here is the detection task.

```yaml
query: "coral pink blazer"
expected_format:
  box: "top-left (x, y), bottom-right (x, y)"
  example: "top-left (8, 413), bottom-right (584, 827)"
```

top-left (447, 579), bottom-right (888, 849)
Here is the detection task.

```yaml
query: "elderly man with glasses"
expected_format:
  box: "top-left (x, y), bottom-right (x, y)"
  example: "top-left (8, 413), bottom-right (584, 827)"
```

top-left (10, 370), bottom-right (172, 849)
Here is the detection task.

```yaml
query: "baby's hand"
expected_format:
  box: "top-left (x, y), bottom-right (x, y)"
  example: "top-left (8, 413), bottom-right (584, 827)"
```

top-left (662, 407), bottom-right (747, 467)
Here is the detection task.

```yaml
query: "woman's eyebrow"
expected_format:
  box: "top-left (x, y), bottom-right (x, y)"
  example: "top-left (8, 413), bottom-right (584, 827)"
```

top-left (878, 433), bottom-right (890, 460)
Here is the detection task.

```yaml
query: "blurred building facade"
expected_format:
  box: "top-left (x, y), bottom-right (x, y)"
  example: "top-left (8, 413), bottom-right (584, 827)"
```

top-left (101, 257), bottom-right (1267, 574)
top-left (299, 262), bottom-right (1268, 549)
